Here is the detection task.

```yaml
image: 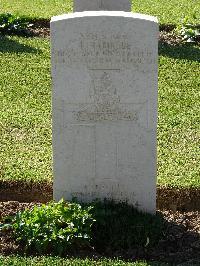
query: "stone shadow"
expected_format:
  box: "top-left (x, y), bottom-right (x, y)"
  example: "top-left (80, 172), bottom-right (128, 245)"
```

top-left (145, 212), bottom-right (200, 265)
top-left (159, 42), bottom-right (200, 63)
top-left (87, 206), bottom-right (200, 265)
top-left (75, 210), bottom-right (200, 265)
top-left (0, 35), bottom-right (40, 54)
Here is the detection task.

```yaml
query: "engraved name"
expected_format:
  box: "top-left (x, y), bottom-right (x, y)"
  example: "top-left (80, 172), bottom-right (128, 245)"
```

top-left (52, 35), bottom-right (155, 67)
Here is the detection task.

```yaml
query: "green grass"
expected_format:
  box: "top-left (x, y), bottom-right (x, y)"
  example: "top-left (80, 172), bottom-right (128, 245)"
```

top-left (0, 256), bottom-right (168, 266)
top-left (0, 0), bottom-right (73, 19)
top-left (158, 43), bottom-right (200, 187)
top-left (0, 36), bottom-right (199, 187)
top-left (134, 0), bottom-right (200, 25)
top-left (0, 36), bottom-right (52, 183)
top-left (0, 0), bottom-right (200, 24)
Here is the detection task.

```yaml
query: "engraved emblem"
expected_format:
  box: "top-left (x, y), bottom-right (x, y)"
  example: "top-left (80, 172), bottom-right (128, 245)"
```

top-left (76, 71), bottom-right (136, 121)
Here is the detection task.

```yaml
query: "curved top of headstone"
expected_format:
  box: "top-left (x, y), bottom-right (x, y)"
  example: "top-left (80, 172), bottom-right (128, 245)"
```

top-left (74, 0), bottom-right (131, 12)
top-left (51, 11), bottom-right (158, 24)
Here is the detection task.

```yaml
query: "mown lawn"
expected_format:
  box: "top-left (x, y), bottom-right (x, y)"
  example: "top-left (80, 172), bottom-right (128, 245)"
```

top-left (0, 0), bottom-right (199, 24)
top-left (0, 36), bottom-right (51, 183)
top-left (0, 256), bottom-right (168, 266)
top-left (134, 0), bottom-right (200, 25)
top-left (0, 36), bottom-right (199, 187)
top-left (158, 43), bottom-right (200, 187)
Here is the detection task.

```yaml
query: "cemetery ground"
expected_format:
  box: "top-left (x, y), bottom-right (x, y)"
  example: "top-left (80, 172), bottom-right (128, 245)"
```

top-left (0, 0), bottom-right (200, 265)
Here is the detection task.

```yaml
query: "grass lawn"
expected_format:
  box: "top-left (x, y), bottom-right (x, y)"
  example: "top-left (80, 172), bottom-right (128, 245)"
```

top-left (0, 256), bottom-right (168, 266)
top-left (0, 0), bottom-right (199, 24)
top-left (0, 36), bottom-right (52, 183)
top-left (158, 43), bottom-right (200, 187)
top-left (134, 0), bottom-right (200, 25)
top-left (0, 36), bottom-right (199, 187)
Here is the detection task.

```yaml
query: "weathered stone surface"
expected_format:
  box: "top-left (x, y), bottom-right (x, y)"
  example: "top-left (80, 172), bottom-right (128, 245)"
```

top-left (51, 12), bottom-right (158, 213)
top-left (74, 0), bottom-right (131, 12)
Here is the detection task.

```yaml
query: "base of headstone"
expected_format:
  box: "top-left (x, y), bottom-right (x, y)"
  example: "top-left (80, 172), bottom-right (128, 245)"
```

top-left (74, 0), bottom-right (131, 12)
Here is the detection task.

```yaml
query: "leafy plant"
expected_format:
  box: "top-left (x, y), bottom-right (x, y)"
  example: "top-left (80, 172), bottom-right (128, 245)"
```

top-left (0, 13), bottom-right (30, 34)
top-left (4, 199), bottom-right (95, 255)
top-left (176, 15), bottom-right (200, 43)
top-left (1, 199), bottom-right (166, 255)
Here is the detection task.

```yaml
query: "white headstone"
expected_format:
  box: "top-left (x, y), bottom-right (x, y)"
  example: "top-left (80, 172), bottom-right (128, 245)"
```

top-left (51, 11), bottom-right (158, 214)
top-left (74, 0), bottom-right (131, 12)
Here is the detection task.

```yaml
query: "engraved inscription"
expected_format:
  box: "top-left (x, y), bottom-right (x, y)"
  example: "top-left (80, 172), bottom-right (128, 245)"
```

top-left (52, 34), bottom-right (155, 68)
top-left (75, 71), bottom-right (136, 121)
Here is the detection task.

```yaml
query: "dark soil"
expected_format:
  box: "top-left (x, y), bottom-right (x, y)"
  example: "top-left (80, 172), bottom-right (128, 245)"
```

top-left (0, 201), bottom-right (200, 264)
top-left (1, 19), bottom-right (199, 45)
top-left (0, 180), bottom-right (52, 203)
top-left (157, 187), bottom-right (200, 212)
top-left (159, 31), bottom-right (183, 46)
top-left (1, 180), bottom-right (200, 212)
top-left (28, 20), bottom-right (199, 45)
top-left (28, 19), bottom-right (50, 38)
